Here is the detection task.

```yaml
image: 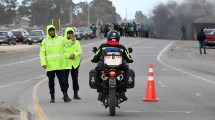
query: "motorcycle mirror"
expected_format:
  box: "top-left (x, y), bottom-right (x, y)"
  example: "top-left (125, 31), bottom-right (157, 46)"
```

top-left (92, 47), bottom-right (97, 53)
top-left (128, 47), bottom-right (133, 53)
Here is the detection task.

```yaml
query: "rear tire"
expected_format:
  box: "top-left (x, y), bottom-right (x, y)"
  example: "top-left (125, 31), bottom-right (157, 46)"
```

top-left (109, 88), bottom-right (116, 116)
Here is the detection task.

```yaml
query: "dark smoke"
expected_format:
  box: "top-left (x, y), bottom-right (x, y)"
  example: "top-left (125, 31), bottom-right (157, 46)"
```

top-left (151, 0), bottom-right (215, 39)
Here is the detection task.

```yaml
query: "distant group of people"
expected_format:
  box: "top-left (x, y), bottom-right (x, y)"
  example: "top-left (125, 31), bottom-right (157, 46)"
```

top-left (90, 22), bottom-right (151, 39)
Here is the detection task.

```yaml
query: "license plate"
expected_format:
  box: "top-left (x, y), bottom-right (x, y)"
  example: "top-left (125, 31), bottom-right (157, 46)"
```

top-left (33, 40), bottom-right (37, 42)
top-left (109, 79), bottom-right (116, 87)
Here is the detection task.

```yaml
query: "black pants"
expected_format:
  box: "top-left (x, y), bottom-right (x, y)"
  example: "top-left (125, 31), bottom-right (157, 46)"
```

top-left (65, 66), bottom-right (80, 92)
top-left (47, 70), bottom-right (68, 94)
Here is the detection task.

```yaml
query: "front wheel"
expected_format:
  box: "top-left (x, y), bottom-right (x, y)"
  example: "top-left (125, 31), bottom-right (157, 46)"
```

top-left (109, 88), bottom-right (116, 116)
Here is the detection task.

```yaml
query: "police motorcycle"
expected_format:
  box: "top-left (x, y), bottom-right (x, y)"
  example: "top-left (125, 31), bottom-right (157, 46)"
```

top-left (89, 47), bottom-right (135, 116)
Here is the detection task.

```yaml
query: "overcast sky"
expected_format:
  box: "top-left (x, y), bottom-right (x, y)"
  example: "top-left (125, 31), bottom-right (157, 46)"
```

top-left (16, 0), bottom-right (183, 19)
top-left (73, 0), bottom-right (182, 19)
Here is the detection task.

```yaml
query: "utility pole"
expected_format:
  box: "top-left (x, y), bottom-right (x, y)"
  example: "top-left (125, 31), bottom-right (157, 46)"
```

top-left (88, 4), bottom-right (90, 25)
top-left (70, 4), bottom-right (73, 25)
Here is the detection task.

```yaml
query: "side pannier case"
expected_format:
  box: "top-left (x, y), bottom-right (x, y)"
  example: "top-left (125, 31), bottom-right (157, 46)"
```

top-left (126, 69), bottom-right (135, 89)
top-left (89, 69), bottom-right (97, 89)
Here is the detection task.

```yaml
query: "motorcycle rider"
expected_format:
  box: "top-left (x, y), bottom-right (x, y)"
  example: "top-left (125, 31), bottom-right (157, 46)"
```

top-left (91, 30), bottom-right (133, 101)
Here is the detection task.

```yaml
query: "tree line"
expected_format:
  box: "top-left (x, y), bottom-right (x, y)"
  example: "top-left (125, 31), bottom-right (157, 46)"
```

top-left (0, 0), bottom-right (127, 27)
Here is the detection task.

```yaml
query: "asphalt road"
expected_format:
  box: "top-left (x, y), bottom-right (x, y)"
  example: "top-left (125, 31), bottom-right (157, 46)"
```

top-left (0, 38), bottom-right (215, 120)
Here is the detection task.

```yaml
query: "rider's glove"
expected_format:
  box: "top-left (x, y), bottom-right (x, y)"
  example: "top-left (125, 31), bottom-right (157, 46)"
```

top-left (128, 60), bottom-right (133, 63)
top-left (91, 59), bottom-right (97, 63)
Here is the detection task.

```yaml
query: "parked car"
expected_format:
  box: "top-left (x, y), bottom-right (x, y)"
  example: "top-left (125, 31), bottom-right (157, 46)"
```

top-left (0, 31), bottom-right (16, 45)
top-left (10, 29), bottom-right (29, 44)
top-left (27, 30), bottom-right (45, 45)
top-left (75, 27), bottom-right (84, 40)
top-left (83, 27), bottom-right (94, 40)
top-left (204, 28), bottom-right (215, 46)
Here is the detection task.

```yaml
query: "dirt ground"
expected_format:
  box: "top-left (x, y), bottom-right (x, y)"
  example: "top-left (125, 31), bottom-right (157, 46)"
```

top-left (0, 102), bottom-right (20, 120)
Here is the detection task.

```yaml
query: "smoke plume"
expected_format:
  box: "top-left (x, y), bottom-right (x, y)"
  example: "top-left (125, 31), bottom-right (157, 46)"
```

top-left (151, 0), bottom-right (215, 39)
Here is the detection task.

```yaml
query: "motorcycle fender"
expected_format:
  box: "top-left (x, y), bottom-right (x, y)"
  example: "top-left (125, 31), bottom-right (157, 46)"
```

top-left (109, 78), bottom-right (116, 88)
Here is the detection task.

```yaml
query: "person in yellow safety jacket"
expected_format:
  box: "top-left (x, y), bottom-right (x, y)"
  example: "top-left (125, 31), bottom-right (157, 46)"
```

top-left (63, 27), bottom-right (83, 99)
top-left (39, 25), bottom-right (71, 103)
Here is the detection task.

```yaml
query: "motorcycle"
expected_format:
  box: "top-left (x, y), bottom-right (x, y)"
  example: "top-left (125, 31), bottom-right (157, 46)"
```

top-left (89, 47), bottom-right (135, 116)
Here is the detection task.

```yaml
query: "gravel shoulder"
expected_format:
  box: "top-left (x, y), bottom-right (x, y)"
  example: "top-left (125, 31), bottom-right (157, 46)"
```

top-left (168, 40), bottom-right (215, 60)
top-left (0, 102), bottom-right (21, 120)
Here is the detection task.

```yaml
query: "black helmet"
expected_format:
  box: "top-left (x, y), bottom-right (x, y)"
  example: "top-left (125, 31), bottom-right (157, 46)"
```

top-left (107, 30), bottom-right (120, 42)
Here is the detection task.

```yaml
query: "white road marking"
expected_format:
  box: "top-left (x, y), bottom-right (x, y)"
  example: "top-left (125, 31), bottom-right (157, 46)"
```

top-left (194, 93), bottom-right (203, 97)
top-left (0, 57), bottom-right (39, 68)
top-left (0, 75), bottom-right (45, 88)
top-left (157, 42), bottom-right (215, 85)
top-left (158, 81), bottom-right (168, 87)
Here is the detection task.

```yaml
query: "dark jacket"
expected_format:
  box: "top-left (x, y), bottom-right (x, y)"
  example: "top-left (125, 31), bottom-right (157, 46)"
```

top-left (197, 31), bottom-right (206, 41)
top-left (91, 43), bottom-right (133, 63)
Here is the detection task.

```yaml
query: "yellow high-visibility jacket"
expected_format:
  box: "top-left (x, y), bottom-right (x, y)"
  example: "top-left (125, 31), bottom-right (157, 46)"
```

top-left (63, 27), bottom-right (83, 69)
top-left (40, 25), bottom-right (65, 71)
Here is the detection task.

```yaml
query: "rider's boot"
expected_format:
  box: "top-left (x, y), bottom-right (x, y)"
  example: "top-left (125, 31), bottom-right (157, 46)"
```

top-left (120, 92), bottom-right (128, 101)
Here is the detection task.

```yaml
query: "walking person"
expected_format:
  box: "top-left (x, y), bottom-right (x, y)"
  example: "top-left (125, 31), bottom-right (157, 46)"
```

top-left (197, 28), bottom-right (206, 54)
top-left (181, 25), bottom-right (187, 40)
top-left (63, 27), bottom-right (83, 99)
top-left (40, 25), bottom-right (71, 103)
top-left (90, 24), bottom-right (97, 38)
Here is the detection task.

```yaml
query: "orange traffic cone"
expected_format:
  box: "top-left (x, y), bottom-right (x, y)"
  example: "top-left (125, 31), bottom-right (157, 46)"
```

top-left (143, 64), bottom-right (159, 102)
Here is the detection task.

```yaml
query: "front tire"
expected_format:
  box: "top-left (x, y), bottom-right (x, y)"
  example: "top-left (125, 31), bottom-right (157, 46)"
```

top-left (109, 88), bottom-right (116, 116)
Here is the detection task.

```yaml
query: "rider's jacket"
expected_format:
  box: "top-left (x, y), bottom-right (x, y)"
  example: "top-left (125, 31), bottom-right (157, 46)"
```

top-left (91, 42), bottom-right (133, 63)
